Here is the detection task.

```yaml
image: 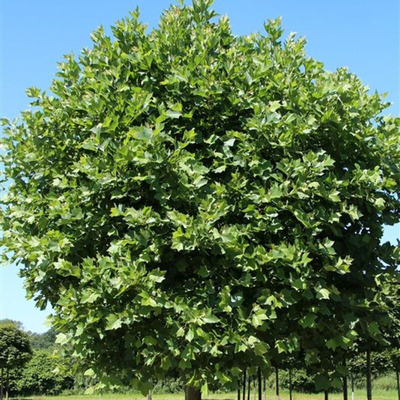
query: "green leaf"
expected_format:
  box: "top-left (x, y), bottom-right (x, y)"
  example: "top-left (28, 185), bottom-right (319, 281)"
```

top-left (166, 110), bottom-right (182, 119)
top-left (84, 368), bottom-right (96, 377)
top-left (299, 313), bottom-right (317, 328)
top-left (130, 126), bottom-right (153, 141)
top-left (55, 333), bottom-right (69, 345)
top-left (202, 312), bottom-right (220, 324)
top-left (316, 288), bottom-right (330, 300)
top-left (224, 138), bottom-right (236, 147)
top-left (81, 291), bottom-right (100, 304)
top-left (105, 314), bottom-right (122, 331)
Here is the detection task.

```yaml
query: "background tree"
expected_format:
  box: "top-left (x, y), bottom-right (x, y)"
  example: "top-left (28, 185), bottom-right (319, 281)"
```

top-left (1, 0), bottom-right (399, 398)
top-left (11, 350), bottom-right (74, 396)
top-left (0, 322), bottom-right (32, 400)
top-left (0, 320), bottom-right (24, 331)
top-left (29, 328), bottom-right (57, 351)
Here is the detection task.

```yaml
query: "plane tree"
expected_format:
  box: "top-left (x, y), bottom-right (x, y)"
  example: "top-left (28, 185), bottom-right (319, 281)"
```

top-left (1, 0), bottom-right (399, 398)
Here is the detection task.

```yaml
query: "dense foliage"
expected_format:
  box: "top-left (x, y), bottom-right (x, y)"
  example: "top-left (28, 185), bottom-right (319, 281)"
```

top-left (0, 322), bottom-right (33, 399)
top-left (8, 350), bottom-right (74, 396)
top-left (0, 322), bottom-right (32, 372)
top-left (1, 0), bottom-right (399, 394)
top-left (29, 328), bottom-right (57, 350)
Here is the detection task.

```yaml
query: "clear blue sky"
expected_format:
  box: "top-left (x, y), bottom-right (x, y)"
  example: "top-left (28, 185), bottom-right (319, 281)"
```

top-left (1, 0), bottom-right (399, 333)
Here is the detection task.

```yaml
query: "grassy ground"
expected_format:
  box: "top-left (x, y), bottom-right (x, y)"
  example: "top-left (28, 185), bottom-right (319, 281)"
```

top-left (19, 390), bottom-right (398, 400)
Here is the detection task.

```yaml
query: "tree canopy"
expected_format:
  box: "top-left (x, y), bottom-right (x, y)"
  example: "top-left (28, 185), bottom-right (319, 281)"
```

top-left (1, 0), bottom-right (399, 394)
top-left (0, 323), bottom-right (32, 371)
top-left (0, 322), bottom-right (33, 399)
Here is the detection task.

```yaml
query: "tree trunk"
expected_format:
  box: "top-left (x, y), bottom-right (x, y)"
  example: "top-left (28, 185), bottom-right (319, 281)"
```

top-left (243, 369), bottom-right (247, 400)
top-left (147, 391), bottom-right (152, 400)
top-left (185, 386), bottom-right (201, 400)
top-left (5, 370), bottom-right (8, 400)
top-left (275, 367), bottom-right (280, 400)
top-left (396, 369), bottom-right (399, 400)
top-left (238, 386), bottom-right (241, 400)
top-left (0, 368), bottom-right (3, 400)
top-left (351, 372), bottom-right (355, 400)
top-left (258, 367), bottom-right (262, 400)
top-left (366, 349), bottom-right (372, 400)
top-left (253, 376), bottom-right (256, 400)
top-left (289, 369), bottom-right (293, 400)
top-left (343, 357), bottom-right (348, 400)
top-left (263, 374), bottom-right (266, 400)
top-left (324, 390), bottom-right (329, 400)
top-left (247, 376), bottom-right (251, 400)
top-left (263, 375), bottom-right (267, 400)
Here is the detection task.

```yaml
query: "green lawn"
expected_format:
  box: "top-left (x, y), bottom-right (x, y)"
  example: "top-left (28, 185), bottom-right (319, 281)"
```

top-left (20, 390), bottom-right (398, 400)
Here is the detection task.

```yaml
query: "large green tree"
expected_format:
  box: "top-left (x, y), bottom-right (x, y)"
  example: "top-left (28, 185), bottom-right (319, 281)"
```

top-left (1, 0), bottom-right (399, 397)
top-left (0, 323), bottom-right (32, 400)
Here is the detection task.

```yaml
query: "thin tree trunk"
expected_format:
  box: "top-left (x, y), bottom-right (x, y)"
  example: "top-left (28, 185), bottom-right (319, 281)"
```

top-left (147, 391), bottom-right (152, 400)
top-left (366, 349), bottom-right (372, 400)
top-left (343, 357), bottom-right (348, 400)
top-left (238, 386), bottom-right (241, 400)
top-left (243, 369), bottom-right (247, 400)
top-left (289, 369), bottom-right (293, 400)
top-left (247, 376), bottom-right (251, 400)
top-left (0, 368), bottom-right (3, 400)
top-left (275, 367), bottom-right (280, 400)
top-left (324, 390), bottom-right (329, 400)
top-left (263, 374), bottom-right (267, 400)
top-left (396, 369), bottom-right (399, 400)
top-left (185, 386), bottom-right (201, 400)
top-left (351, 372), bottom-right (355, 400)
top-left (5, 370), bottom-right (8, 400)
top-left (253, 375), bottom-right (257, 400)
top-left (258, 367), bottom-right (262, 400)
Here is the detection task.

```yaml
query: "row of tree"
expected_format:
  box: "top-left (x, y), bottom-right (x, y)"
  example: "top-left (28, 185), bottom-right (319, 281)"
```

top-left (235, 349), bottom-right (400, 400)
top-left (1, 319), bottom-right (398, 399)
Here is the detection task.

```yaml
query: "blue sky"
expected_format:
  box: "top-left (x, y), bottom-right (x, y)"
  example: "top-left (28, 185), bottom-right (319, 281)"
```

top-left (1, 0), bottom-right (399, 333)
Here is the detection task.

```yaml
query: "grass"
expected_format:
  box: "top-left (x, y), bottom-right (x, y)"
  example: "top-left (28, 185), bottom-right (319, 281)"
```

top-left (18, 390), bottom-right (399, 400)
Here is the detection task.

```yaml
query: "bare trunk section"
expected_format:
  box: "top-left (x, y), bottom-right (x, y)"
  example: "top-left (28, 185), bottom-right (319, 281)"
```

top-left (0, 368), bottom-right (3, 400)
top-left (257, 367), bottom-right (262, 400)
top-left (324, 390), bottom-right (329, 400)
top-left (5, 370), bottom-right (8, 400)
top-left (185, 386), bottom-right (201, 400)
top-left (366, 349), bottom-right (372, 400)
top-left (263, 374), bottom-right (266, 400)
top-left (275, 367), bottom-right (280, 400)
top-left (147, 391), bottom-right (152, 400)
top-left (351, 372), bottom-right (355, 400)
top-left (243, 369), bottom-right (247, 400)
top-left (247, 375), bottom-right (251, 400)
top-left (343, 357), bottom-right (348, 400)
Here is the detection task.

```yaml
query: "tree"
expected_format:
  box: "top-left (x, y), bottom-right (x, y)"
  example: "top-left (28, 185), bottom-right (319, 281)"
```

top-left (11, 350), bottom-right (74, 396)
top-left (29, 328), bottom-right (58, 350)
top-left (1, 0), bottom-right (399, 398)
top-left (0, 320), bottom-right (24, 331)
top-left (0, 323), bottom-right (32, 400)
